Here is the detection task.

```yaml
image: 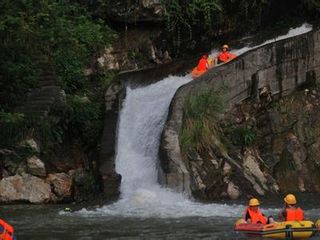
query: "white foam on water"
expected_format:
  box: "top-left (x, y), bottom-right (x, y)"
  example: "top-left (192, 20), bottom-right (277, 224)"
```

top-left (75, 188), bottom-right (245, 218)
top-left (75, 23), bottom-right (315, 218)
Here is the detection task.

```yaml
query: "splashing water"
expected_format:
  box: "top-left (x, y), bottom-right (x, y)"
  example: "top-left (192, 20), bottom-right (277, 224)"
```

top-left (115, 76), bottom-right (192, 198)
top-left (78, 75), bottom-right (246, 218)
top-left (76, 23), bottom-right (316, 218)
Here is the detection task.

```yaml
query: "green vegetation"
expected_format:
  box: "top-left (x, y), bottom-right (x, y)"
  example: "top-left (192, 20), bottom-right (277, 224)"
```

top-left (180, 90), bottom-right (225, 151)
top-left (180, 90), bottom-right (259, 154)
top-left (0, 0), bottom-right (116, 157)
top-left (1, 0), bottom-right (320, 165)
top-left (0, 111), bottom-right (29, 148)
top-left (0, 111), bottom-right (36, 162)
top-left (228, 126), bottom-right (256, 147)
top-left (162, 0), bottom-right (320, 53)
top-left (0, 0), bottom-right (116, 110)
top-left (51, 95), bottom-right (104, 151)
top-left (163, 0), bottom-right (223, 51)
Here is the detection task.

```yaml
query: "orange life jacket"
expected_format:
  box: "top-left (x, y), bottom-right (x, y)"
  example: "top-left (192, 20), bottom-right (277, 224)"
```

top-left (197, 58), bottom-right (208, 71)
top-left (245, 207), bottom-right (267, 224)
top-left (286, 207), bottom-right (304, 221)
top-left (0, 219), bottom-right (14, 240)
top-left (217, 51), bottom-right (236, 63)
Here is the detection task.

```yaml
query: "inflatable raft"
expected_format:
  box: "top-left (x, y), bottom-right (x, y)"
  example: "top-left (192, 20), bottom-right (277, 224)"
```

top-left (235, 219), bottom-right (320, 239)
top-left (191, 67), bottom-right (206, 79)
top-left (191, 54), bottom-right (237, 79)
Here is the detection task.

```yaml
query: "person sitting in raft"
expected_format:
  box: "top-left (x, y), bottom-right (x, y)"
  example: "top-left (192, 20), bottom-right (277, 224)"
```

top-left (279, 194), bottom-right (304, 221)
top-left (245, 198), bottom-right (274, 224)
top-left (215, 44), bottom-right (236, 64)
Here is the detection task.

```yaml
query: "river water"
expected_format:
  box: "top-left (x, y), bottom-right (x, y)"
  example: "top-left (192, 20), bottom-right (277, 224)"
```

top-left (2, 23), bottom-right (319, 240)
top-left (1, 198), bottom-right (319, 239)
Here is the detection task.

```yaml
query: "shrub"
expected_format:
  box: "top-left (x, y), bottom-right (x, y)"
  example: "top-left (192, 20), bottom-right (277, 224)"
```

top-left (0, 111), bottom-right (29, 147)
top-left (180, 90), bottom-right (225, 151)
top-left (0, 0), bottom-right (116, 109)
top-left (229, 126), bottom-right (256, 147)
top-left (51, 94), bottom-right (104, 150)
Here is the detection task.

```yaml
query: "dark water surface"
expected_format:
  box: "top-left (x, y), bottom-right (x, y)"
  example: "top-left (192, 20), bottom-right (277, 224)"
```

top-left (1, 195), bottom-right (319, 240)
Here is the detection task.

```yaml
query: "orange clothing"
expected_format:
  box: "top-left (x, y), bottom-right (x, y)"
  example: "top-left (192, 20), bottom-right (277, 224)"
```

top-left (217, 51), bottom-right (235, 63)
top-left (197, 58), bottom-right (208, 71)
top-left (0, 219), bottom-right (14, 240)
top-left (245, 207), bottom-right (267, 224)
top-left (191, 67), bottom-right (206, 79)
top-left (286, 208), bottom-right (304, 221)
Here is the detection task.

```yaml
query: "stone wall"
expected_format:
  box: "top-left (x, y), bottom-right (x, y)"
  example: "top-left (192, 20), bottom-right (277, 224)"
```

top-left (160, 28), bottom-right (320, 196)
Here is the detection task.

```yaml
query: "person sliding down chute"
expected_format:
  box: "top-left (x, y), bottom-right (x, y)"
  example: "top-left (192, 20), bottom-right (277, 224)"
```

top-left (191, 45), bottom-right (235, 79)
top-left (191, 54), bottom-right (209, 79)
top-left (197, 54), bottom-right (209, 71)
top-left (215, 44), bottom-right (237, 64)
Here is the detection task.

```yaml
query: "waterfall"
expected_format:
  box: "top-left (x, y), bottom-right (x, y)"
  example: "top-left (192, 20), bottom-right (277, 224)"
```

top-left (113, 23), bottom-right (312, 201)
top-left (115, 75), bottom-right (192, 198)
top-left (76, 23), bottom-right (312, 218)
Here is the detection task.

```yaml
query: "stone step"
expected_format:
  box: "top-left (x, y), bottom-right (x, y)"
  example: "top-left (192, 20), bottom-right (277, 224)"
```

top-left (16, 105), bottom-right (50, 112)
top-left (27, 96), bottom-right (56, 101)
top-left (14, 82), bottom-right (64, 120)
top-left (33, 86), bottom-right (61, 91)
top-left (27, 90), bottom-right (62, 99)
top-left (39, 69), bottom-right (55, 75)
top-left (38, 80), bottom-right (56, 87)
top-left (19, 110), bottom-right (49, 118)
top-left (28, 99), bottom-right (55, 105)
top-left (39, 75), bottom-right (56, 81)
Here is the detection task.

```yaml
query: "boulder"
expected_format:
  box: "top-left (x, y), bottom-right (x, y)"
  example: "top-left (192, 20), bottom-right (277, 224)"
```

top-left (97, 47), bottom-right (120, 70)
top-left (227, 181), bottom-right (240, 200)
top-left (24, 138), bottom-right (40, 153)
top-left (27, 156), bottom-right (46, 177)
top-left (0, 174), bottom-right (52, 203)
top-left (47, 173), bottom-right (73, 201)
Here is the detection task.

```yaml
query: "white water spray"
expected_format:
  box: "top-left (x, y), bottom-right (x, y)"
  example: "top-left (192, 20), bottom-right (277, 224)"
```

top-left (116, 75), bottom-right (192, 199)
top-left (76, 23), bottom-right (314, 218)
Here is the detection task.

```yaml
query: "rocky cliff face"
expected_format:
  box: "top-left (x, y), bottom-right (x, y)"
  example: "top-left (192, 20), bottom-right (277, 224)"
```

top-left (0, 75), bottom-right (100, 204)
top-left (97, 28), bottom-right (174, 72)
top-left (160, 28), bottom-right (320, 200)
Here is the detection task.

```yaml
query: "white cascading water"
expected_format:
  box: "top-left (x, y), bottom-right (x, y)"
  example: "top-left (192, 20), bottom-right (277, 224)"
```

top-left (115, 75), bottom-right (192, 198)
top-left (76, 23), bottom-right (313, 218)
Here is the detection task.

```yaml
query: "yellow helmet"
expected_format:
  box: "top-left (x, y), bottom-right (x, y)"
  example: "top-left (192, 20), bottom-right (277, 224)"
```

top-left (284, 194), bottom-right (297, 205)
top-left (222, 44), bottom-right (229, 49)
top-left (249, 198), bottom-right (260, 206)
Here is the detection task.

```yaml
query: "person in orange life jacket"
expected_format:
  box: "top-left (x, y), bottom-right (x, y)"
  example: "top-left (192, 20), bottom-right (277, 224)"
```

top-left (216, 44), bottom-right (235, 64)
top-left (245, 198), bottom-right (274, 224)
top-left (0, 219), bottom-right (16, 240)
top-left (196, 54), bottom-right (209, 71)
top-left (279, 194), bottom-right (304, 221)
